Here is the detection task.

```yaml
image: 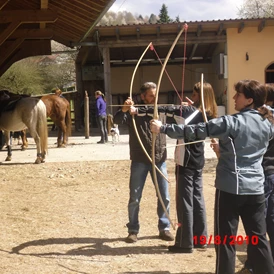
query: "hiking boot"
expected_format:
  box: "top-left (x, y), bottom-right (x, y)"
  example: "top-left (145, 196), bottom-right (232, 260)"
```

top-left (168, 245), bottom-right (193, 253)
top-left (125, 233), bottom-right (138, 243)
top-left (159, 230), bottom-right (174, 241)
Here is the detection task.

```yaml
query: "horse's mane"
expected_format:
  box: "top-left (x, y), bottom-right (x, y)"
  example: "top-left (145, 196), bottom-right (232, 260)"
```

top-left (0, 90), bottom-right (29, 113)
top-left (0, 90), bottom-right (30, 98)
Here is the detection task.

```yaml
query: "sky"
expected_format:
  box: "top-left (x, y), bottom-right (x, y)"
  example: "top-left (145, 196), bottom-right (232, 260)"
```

top-left (109, 0), bottom-right (245, 21)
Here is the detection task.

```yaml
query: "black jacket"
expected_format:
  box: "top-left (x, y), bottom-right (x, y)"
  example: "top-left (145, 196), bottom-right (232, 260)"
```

top-left (137, 105), bottom-right (209, 170)
top-left (262, 106), bottom-right (274, 176)
top-left (262, 138), bottom-right (274, 176)
top-left (113, 108), bottom-right (167, 164)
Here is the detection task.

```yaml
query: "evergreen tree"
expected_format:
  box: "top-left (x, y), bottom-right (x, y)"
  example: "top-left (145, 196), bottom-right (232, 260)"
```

top-left (157, 4), bottom-right (173, 23)
top-left (175, 15), bottom-right (180, 22)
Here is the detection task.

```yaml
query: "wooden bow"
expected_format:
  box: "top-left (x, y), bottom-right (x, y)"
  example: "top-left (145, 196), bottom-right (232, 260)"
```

top-left (200, 73), bottom-right (208, 123)
top-left (129, 42), bottom-right (171, 182)
top-left (151, 24), bottom-right (187, 230)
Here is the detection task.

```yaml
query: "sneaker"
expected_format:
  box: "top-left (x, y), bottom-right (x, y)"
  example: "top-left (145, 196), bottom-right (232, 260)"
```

top-left (125, 233), bottom-right (138, 243)
top-left (159, 230), bottom-right (174, 241)
top-left (168, 245), bottom-right (193, 253)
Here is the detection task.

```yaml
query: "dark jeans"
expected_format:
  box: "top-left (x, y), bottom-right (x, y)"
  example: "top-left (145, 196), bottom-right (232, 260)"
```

top-left (0, 130), bottom-right (4, 149)
top-left (174, 166), bottom-right (207, 248)
top-left (96, 115), bottom-right (108, 142)
top-left (265, 174), bottom-right (274, 262)
top-left (215, 190), bottom-right (274, 274)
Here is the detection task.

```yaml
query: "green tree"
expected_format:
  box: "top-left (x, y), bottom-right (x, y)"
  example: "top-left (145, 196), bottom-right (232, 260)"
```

top-left (157, 4), bottom-right (173, 23)
top-left (238, 0), bottom-right (274, 18)
top-left (0, 58), bottom-right (43, 95)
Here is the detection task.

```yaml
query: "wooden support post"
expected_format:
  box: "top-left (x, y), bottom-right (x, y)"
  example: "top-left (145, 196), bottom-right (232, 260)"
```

top-left (84, 90), bottom-right (89, 139)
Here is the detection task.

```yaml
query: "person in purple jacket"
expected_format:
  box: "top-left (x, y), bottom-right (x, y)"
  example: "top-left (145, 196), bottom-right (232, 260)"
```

top-left (95, 90), bottom-right (108, 144)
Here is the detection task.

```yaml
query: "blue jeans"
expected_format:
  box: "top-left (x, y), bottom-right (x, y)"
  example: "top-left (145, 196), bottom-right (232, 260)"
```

top-left (127, 161), bottom-right (171, 233)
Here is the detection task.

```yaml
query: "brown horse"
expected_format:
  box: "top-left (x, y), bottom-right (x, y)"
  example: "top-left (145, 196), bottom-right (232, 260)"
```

top-left (41, 94), bottom-right (71, 147)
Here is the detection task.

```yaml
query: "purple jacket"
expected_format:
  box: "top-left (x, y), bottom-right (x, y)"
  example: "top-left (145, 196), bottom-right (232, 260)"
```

top-left (96, 96), bottom-right (107, 116)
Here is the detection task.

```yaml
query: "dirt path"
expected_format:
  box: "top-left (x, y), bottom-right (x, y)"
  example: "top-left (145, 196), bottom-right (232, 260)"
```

top-left (0, 158), bottom-right (247, 274)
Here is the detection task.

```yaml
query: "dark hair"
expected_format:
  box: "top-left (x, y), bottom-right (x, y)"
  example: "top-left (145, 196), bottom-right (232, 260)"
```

top-left (234, 79), bottom-right (266, 109)
top-left (140, 82), bottom-right (156, 94)
top-left (235, 80), bottom-right (274, 123)
top-left (258, 83), bottom-right (274, 124)
top-left (265, 83), bottom-right (274, 103)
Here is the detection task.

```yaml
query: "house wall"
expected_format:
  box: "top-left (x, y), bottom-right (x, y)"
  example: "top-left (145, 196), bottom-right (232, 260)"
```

top-left (226, 26), bottom-right (274, 114)
top-left (110, 62), bottom-right (224, 105)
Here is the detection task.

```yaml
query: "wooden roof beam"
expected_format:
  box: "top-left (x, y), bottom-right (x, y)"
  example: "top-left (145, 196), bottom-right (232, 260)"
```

top-left (0, 0), bottom-right (10, 10)
top-left (197, 25), bottom-right (202, 37)
top-left (217, 23), bottom-right (224, 35)
top-left (258, 20), bottom-right (265, 32)
top-left (136, 28), bottom-right (140, 39)
top-left (156, 26), bottom-right (160, 39)
top-left (0, 38), bottom-right (24, 67)
top-left (53, 35), bottom-right (73, 47)
top-left (189, 43), bottom-right (198, 60)
top-left (40, 0), bottom-right (49, 29)
top-left (204, 43), bottom-right (218, 60)
top-left (115, 27), bottom-right (120, 41)
top-left (97, 36), bottom-right (226, 48)
top-left (238, 22), bottom-right (245, 33)
top-left (10, 29), bottom-right (53, 39)
top-left (0, 21), bottom-right (21, 46)
top-left (80, 47), bottom-right (91, 66)
top-left (0, 10), bottom-right (57, 23)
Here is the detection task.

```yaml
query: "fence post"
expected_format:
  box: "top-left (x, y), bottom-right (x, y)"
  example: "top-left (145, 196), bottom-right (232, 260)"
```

top-left (84, 90), bottom-right (89, 139)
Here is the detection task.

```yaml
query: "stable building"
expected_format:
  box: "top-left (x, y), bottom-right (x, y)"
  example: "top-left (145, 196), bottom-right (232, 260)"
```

top-left (74, 18), bottom-right (274, 129)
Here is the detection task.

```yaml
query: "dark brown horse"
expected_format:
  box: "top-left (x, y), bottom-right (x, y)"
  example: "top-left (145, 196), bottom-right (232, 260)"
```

top-left (41, 94), bottom-right (71, 147)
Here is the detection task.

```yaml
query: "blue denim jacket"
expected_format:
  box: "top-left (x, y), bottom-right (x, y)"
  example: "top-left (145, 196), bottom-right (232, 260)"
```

top-left (161, 108), bottom-right (274, 195)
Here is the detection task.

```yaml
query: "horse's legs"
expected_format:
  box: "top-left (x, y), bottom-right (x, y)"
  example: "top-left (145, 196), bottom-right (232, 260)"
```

top-left (4, 131), bottom-right (12, 161)
top-left (57, 121), bottom-right (66, 148)
top-left (27, 128), bottom-right (43, 164)
top-left (32, 134), bottom-right (44, 164)
top-left (20, 130), bottom-right (28, 150)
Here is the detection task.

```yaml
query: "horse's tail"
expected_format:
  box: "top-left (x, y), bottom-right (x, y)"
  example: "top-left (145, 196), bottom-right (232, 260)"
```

top-left (37, 100), bottom-right (48, 155)
top-left (65, 101), bottom-right (72, 136)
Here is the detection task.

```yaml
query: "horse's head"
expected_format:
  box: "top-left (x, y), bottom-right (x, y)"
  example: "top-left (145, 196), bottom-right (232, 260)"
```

top-left (55, 89), bottom-right (62, 96)
top-left (0, 90), bottom-right (10, 101)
